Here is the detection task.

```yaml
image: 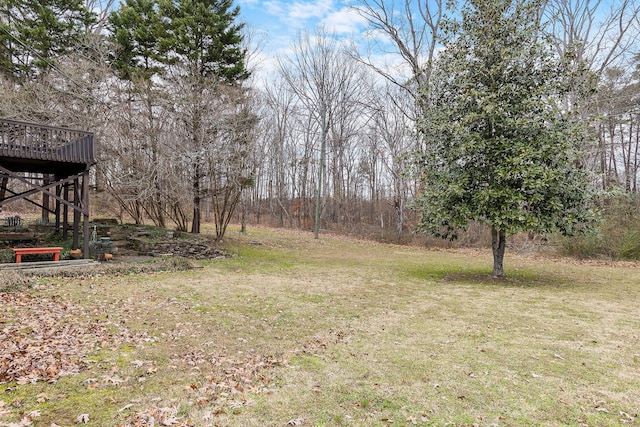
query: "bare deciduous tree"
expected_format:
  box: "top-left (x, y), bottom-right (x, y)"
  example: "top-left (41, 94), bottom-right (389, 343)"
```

top-left (544, 0), bottom-right (640, 192)
top-left (350, 0), bottom-right (445, 101)
top-left (545, 0), bottom-right (640, 75)
top-left (278, 28), bottom-right (372, 233)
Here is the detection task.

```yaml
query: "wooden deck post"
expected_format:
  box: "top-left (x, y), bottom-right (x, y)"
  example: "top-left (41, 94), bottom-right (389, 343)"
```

top-left (82, 168), bottom-right (90, 259)
top-left (41, 174), bottom-right (51, 224)
top-left (54, 183), bottom-right (61, 233)
top-left (73, 178), bottom-right (80, 250)
top-left (63, 182), bottom-right (69, 240)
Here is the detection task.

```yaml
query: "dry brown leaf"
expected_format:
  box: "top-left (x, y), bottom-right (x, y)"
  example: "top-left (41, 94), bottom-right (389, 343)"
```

top-left (75, 414), bottom-right (89, 424)
top-left (35, 393), bottom-right (49, 403)
top-left (0, 293), bottom-right (154, 385)
top-left (161, 416), bottom-right (179, 426)
top-left (118, 404), bottom-right (135, 413)
top-left (130, 360), bottom-right (145, 368)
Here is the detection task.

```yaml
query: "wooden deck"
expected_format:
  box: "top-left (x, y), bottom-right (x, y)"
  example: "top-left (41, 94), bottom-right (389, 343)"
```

top-left (0, 118), bottom-right (95, 174)
top-left (0, 118), bottom-right (95, 258)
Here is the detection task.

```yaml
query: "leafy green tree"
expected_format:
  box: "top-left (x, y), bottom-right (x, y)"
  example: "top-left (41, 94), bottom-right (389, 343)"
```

top-left (414, 0), bottom-right (598, 277)
top-left (0, 0), bottom-right (95, 81)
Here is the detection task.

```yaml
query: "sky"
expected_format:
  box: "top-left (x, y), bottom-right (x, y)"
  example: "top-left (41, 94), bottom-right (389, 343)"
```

top-left (236, 0), bottom-right (371, 79)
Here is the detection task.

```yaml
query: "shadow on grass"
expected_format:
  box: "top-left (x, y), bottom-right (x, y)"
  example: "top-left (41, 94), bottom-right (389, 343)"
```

top-left (406, 265), bottom-right (578, 290)
top-left (446, 271), bottom-right (576, 289)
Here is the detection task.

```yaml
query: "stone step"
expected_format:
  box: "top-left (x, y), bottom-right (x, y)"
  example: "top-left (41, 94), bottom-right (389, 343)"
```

top-left (0, 259), bottom-right (100, 271)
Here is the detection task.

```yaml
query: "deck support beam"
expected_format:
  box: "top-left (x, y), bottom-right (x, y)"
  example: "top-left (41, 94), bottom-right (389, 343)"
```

top-left (0, 167), bottom-right (91, 257)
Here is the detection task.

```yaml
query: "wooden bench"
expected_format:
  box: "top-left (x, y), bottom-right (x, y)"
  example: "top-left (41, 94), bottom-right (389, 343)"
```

top-left (12, 247), bottom-right (63, 263)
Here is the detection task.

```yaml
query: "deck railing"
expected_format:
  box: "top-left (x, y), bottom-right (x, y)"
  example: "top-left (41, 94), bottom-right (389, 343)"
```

top-left (0, 118), bottom-right (95, 164)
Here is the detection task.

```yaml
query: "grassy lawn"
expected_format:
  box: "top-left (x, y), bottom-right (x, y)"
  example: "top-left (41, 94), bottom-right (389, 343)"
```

top-left (1, 226), bottom-right (639, 426)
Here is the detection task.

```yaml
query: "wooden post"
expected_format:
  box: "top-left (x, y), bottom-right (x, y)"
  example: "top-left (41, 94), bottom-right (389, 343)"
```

top-left (73, 178), bottom-right (80, 250)
top-left (82, 168), bottom-right (90, 259)
top-left (63, 183), bottom-right (69, 240)
top-left (41, 174), bottom-right (50, 224)
top-left (54, 182), bottom-right (61, 234)
top-left (0, 175), bottom-right (8, 213)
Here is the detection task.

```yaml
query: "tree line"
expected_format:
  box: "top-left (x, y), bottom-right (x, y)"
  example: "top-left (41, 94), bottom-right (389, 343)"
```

top-left (1, 0), bottom-right (639, 270)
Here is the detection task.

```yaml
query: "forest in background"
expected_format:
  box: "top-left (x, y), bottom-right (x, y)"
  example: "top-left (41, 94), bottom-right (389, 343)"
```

top-left (1, 0), bottom-right (640, 258)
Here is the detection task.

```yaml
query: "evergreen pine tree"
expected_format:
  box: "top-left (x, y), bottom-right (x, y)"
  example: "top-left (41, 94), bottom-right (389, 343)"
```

top-left (0, 0), bottom-right (95, 81)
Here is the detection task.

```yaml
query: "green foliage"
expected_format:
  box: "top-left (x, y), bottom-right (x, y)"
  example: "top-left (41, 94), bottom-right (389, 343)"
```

top-left (414, 0), bottom-right (598, 241)
top-left (559, 195), bottom-right (640, 260)
top-left (0, 0), bottom-right (96, 81)
top-left (0, 248), bottom-right (14, 263)
top-left (620, 232), bottom-right (640, 260)
top-left (41, 232), bottom-right (73, 259)
top-left (159, 0), bottom-right (249, 82)
top-left (142, 224), bottom-right (170, 239)
top-left (109, 0), bottom-right (249, 82)
top-left (108, 0), bottom-right (167, 80)
top-left (559, 231), bottom-right (614, 259)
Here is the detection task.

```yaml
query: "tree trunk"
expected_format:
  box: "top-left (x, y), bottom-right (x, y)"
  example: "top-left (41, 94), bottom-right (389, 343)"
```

top-left (394, 197), bottom-right (403, 242)
top-left (491, 226), bottom-right (506, 278)
top-left (191, 163), bottom-right (201, 234)
top-left (147, 93), bottom-right (165, 229)
top-left (191, 201), bottom-right (200, 233)
top-left (240, 193), bottom-right (247, 234)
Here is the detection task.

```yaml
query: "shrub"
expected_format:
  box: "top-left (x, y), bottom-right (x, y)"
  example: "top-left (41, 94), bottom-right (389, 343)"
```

top-left (559, 194), bottom-right (640, 260)
top-left (620, 231), bottom-right (640, 260)
top-left (0, 249), bottom-right (15, 263)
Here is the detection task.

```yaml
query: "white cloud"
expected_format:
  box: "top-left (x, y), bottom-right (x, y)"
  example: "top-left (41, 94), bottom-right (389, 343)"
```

top-left (262, 0), bottom-right (287, 17)
top-left (253, 0), bottom-right (335, 28)
top-left (288, 0), bottom-right (333, 21)
top-left (237, 0), bottom-right (261, 7)
top-left (321, 7), bottom-right (367, 34)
